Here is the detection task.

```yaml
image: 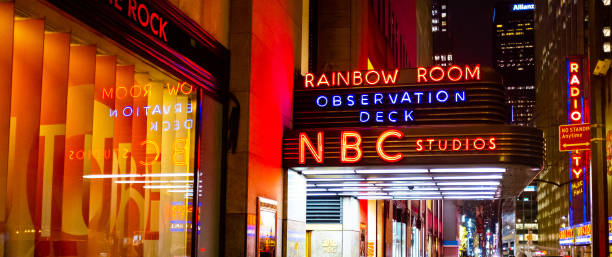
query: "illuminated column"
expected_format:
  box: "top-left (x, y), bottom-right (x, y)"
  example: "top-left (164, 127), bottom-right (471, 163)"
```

top-left (62, 44), bottom-right (96, 243)
top-left (0, 4), bottom-right (13, 254)
top-left (110, 64), bottom-right (135, 254)
top-left (143, 81), bottom-right (163, 256)
top-left (87, 54), bottom-right (117, 256)
top-left (38, 32), bottom-right (70, 244)
top-left (7, 18), bottom-right (45, 257)
top-left (367, 199), bottom-right (376, 256)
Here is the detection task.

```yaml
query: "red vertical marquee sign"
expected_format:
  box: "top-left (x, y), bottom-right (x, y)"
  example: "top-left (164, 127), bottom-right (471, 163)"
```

top-left (566, 57), bottom-right (591, 226)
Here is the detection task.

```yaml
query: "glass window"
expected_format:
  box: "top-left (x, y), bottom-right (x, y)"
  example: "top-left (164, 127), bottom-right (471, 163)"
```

top-left (1, 2), bottom-right (223, 256)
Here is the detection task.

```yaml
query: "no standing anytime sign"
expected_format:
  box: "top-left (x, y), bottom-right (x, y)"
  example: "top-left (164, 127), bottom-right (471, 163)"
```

top-left (559, 124), bottom-right (591, 151)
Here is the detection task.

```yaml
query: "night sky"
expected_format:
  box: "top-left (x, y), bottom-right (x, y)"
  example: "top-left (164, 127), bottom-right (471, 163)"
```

top-left (448, 0), bottom-right (496, 67)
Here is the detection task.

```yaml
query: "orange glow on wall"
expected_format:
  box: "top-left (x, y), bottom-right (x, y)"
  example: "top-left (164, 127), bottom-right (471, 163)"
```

top-left (376, 130), bottom-right (404, 162)
top-left (340, 131), bottom-right (362, 163)
top-left (8, 18), bottom-right (45, 256)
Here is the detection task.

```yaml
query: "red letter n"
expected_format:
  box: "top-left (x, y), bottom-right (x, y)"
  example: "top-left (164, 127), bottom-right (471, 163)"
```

top-left (299, 132), bottom-right (324, 164)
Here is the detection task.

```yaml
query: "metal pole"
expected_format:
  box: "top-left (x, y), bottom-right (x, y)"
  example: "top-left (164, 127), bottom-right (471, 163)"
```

top-left (588, 0), bottom-right (610, 254)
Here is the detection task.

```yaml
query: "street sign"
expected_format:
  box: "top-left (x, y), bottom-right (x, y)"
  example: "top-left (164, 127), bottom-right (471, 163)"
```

top-left (559, 124), bottom-right (591, 151)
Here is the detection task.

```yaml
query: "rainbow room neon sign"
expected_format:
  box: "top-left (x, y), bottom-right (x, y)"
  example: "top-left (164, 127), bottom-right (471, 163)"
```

top-left (416, 65), bottom-right (480, 83)
top-left (302, 66), bottom-right (484, 125)
top-left (298, 130), bottom-right (497, 164)
top-left (304, 69), bottom-right (399, 88)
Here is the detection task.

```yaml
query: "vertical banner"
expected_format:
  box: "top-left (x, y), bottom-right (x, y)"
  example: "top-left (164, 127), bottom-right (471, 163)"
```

top-left (566, 57), bottom-right (591, 227)
top-left (0, 3), bottom-right (14, 256)
top-left (87, 54), bottom-right (117, 256)
top-left (37, 32), bottom-right (70, 254)
top-left (62, 44), bottom-right (96, 255)
top-left (7, 18), bottom-right (45, 257)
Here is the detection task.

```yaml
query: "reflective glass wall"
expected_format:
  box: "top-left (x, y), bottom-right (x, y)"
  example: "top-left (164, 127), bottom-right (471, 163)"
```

top-left (0, 2), bottom-right (223, 256)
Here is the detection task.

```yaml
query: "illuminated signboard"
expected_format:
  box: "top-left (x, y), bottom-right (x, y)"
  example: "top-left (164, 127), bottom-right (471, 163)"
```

top-left (282, 125), bottom-right (543, 167)
top-left (45, 0), bottom-right (228, 79)
top-left (559, 124), bottom-right (591, 151)
top-left (106, 0), bottom-right (169, 42)
top-left (559, 227), bottom-right (574, 246)
top-left (574, 222), bottom-right (591, 245)
top-left (294, 66), bottom-right (507, 128)
top-left (609, 217), bottom-right (612, 243)
top-left (566, 57), bottom-right (591, 226)
top-left (512, 3), bottom-right (534, 11)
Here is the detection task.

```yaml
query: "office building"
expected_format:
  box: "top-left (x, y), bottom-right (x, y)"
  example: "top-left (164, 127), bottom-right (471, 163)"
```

top-left (493, 1), bottom-right (536, 126)
top-left (431, 0), bottom-right (454, 66)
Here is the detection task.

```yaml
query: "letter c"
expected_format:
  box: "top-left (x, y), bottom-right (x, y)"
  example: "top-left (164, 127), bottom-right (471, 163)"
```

top-left (377, 130), bottom-right (404, 162)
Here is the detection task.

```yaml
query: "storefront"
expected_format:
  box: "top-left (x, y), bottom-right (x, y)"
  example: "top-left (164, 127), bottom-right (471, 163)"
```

top-left (283, 65), bottom-right (543, 256)
top-left (0, 0), bottom-right (228, 256)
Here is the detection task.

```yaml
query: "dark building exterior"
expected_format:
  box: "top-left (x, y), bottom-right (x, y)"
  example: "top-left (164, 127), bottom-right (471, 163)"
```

top-left (501, 184), bottom-right (538, 257)
top-left (431, 0), bottom-right (454, 66)
top-left (535, 0), bottom-right (612, 256)
top-left (493, 1), bottom-right (536, 127)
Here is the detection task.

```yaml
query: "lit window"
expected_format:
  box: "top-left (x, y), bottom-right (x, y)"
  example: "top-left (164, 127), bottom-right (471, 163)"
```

top-left (447, 54), bottom-right (453, 61)
top-left (441, 56), bottom-right (446, 61)
top-left (441, 13), bottom-right (446, 18)
top-left (604, 27), bottom-right (611, 37)
top-left (434, 55), bottom-right (440, 61)
top-left (441, 5), bottom-right (446, 9)
top-left (432, 26), bottom-right (439, 32)
top-left (441, 21), bottom-right (447, 26)
top-left (442, 28), bottom-right (447, 32)
top-left (432, 19), bottom-right (439, 24)
top-left (604, 0), bottom-right (611, 6)
top-left (604, 42), bottom-right (611, 53)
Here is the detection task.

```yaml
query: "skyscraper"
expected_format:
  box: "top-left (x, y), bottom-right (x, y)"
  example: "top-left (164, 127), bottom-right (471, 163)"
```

top-left (432, 0), bottom-right (454, 66)
top-left (493, 1), bottom-right (535, 126)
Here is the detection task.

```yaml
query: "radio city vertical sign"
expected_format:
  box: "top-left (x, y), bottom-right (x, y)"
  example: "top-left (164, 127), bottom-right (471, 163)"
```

top-left (566, 57), bottom-right (591, 226)
top-left (294, 66), bottom-right (509, 128)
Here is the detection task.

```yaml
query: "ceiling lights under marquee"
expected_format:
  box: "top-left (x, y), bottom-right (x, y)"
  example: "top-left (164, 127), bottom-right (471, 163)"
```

top-left (298, 167), bottom-right (511, 200)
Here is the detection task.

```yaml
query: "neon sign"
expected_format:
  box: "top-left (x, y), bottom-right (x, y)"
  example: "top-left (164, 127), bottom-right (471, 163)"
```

top-left (294, 66), bottom-right (508, 128)
top-left (102, 82), bottom-right (193, 99)
top-left (574, 222), bottom-right (591, 245)
top-left (108, 0), bottom-right (169, 42)
top-left (305, 69), bottom-right (399, 88)
top-left (566, 57), bottom-right (590, 226)
top-left (559, 227), bottom-right (574, 246)
top-left (567, 60), bottom-right (584, 123)
top-left (512, 3), bottom-right (534, 11)
top-left (416, 137), bottom-right (496, 152)
top-left (313, 90), bottom-right (467, 124)
top-left (416, 65), bottom-right (480, 83)
top-left (67, 137), bottom-right (189, 167)
top-left (298, 130), bottom-right (498, 164)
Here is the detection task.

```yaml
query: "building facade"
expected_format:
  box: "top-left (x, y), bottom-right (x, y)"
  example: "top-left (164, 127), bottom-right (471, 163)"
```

top-left (535, 0), bottom-right (612, 256)
top-left (431, 0), bottom-right (454, 66)
top-left (0, 1), bottom-right (548, 257)
top-left (493, 1), bottom-right (536, 127)
top-left (0, 0), bottom-right (230, 256)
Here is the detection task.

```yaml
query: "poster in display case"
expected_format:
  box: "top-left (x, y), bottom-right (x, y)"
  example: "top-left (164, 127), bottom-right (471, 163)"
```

top-left (257, 197), bottom-right (278, 257)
